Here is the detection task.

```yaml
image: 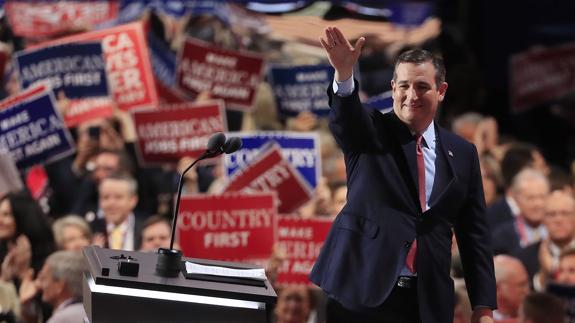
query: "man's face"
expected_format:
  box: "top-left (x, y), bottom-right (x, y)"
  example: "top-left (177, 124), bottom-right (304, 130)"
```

top-left (274, 286), bottom-right (311, 323)
top-left (93, 153), bottom-right (120, 184)
top-left (391, 61), bottom-right (447, 133)
top-left (558, 255), bottom-right (575, 285)
top-left (140, 222), bottom-right (171, 252)
top-left (543, 192), bottom-right (575, 244)
top-left (497, 264), bottom-right (530, 314)
top-left (513, 177), bottom-right (549, 226)
top-left (36, 264), bottom-right (64, 306)
top-left (99, 179), bottom-right (137, 226)
top-left (61, 225), bottom-right (91, 251)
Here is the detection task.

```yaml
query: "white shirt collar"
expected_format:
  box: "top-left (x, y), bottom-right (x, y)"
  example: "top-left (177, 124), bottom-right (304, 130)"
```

top-left (419, 122), bottom-right (436, 151)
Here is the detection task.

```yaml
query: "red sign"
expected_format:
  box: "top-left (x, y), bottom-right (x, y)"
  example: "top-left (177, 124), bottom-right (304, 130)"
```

top-left (176, 37), bottom-right (264, 110)
top-left (5, 1), bottom-right (119, 39)
top-left (133, 100), bottom-right (227, 164)
top-left (177, 193), bottom-right (277, 262)
top-left (38, 22), bottom-right (158, 112)
top-left (223, 143), bottom-right (313, 213)
top-left (63, 97), bottom-right (114, 128)
top-left (276, 216), bottom-right (332, 285)
top-left (0, 84), bottom-right (48, 111)
top-left (510, 42), bottom-right (575, 112)
top-left (156, 79), bottom-right (186, 104)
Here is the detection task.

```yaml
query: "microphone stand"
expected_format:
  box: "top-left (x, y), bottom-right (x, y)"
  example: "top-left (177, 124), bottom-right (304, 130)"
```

top-left (155, 149), bottom-right (221, 277)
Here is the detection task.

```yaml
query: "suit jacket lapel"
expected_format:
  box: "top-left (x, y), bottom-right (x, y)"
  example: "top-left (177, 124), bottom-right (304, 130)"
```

top-left (429, 125), bottom-right (455, 208)
top-left (387, 113), bottom-right (420, 214)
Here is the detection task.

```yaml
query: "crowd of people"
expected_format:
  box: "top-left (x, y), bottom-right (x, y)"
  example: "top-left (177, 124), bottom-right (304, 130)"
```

top-left (0, 2), bottom-right (573, 323)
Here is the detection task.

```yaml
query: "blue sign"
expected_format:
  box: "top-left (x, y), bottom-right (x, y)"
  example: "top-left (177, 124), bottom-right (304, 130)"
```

top-left (15, 42), bottom-right (108, 99)
top-left (224, 131), bottom-right (320, 188)
top-left (148, 33), bottom-right (177, 87)
top-left (268, 65), bottom-right (334, 118)
top-left (365, 90), bottom-right (393, 113)
top-left (0, 89), bottom-right (75, 169)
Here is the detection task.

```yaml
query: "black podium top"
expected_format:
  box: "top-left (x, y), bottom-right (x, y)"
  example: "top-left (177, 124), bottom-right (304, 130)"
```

top-left (83, 246), bottom-right (277, 304)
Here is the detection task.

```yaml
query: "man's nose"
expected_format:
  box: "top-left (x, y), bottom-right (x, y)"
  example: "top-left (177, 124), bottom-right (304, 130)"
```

top-left (406, 87), bottom-right (418, 100)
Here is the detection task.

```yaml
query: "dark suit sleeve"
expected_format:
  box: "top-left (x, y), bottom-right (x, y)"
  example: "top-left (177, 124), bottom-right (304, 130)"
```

top-left (454, 144), bottom-right (497, 309)
top-left (328, 80), bottom-right (380, 153)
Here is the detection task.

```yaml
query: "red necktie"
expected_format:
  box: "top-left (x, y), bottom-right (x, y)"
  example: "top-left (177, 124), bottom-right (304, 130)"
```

top-left (406, 134), bottom-right (426, 273)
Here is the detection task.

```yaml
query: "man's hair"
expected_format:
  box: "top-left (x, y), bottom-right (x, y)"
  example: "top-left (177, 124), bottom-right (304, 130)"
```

top-left (96, 148), bottom-right (134, 176)
top-left (141, 215), bottom-right (171, 233)
top-left (100, 173), bottom-right (138, 196)
top-left (52, 215), bottom-right (92, 249)
top-left (510, 168), bottom-right (549, 194)
top-left (393, 48), bottom-right (446, 86)
top-left (500, 143), bottom-right (540, 189)
top-left (46, 251), bottom-right (88, 299)
top-left (522, 292), bottom-right (565, 323)
top-left (548, 165), bottom-right (573, 192)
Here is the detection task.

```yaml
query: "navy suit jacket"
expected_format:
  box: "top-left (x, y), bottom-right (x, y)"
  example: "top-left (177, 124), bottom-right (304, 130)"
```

top-left (491, 219), bottom-right (522, 255)
top-left (486, 197), bottom-right (515, 231)
top-left (513, 241), bottom-right (540, 287)
top-left (309, 82), bottom-right (496, 323)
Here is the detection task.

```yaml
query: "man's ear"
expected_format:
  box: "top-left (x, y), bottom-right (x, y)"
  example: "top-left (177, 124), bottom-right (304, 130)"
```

top-left (437, 82), bottom-right (448, 102)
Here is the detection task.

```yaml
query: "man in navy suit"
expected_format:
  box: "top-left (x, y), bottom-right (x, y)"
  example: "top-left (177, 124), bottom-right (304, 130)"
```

top-left (309, 27), bottom-right (496, 323)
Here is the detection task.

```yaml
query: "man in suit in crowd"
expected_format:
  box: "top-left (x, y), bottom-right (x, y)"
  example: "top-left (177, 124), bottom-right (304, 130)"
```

top-left (492, 169), bottom-right (550, 255)
top-left (309, 26), bottom-right (496, 323)
top-left (493, 255), bottom-right (530, 321)
top-left (486, 143), bottom-right (549, 231)
top-left (20, 251), bottom-right (88, 323)
top-left (90, 173), bottom-right (144, 251)
top-left (514, 190), bottom-right (575, 289)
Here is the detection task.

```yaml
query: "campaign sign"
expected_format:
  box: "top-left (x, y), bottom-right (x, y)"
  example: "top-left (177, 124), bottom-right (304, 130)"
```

top-left (510, 42), bottom-right (575, 112)
top-left (176, 37), bottom-right (265, 110)
top-left (365, 90), bottom-right (394, 113)
top-left (224, 131), bottom-right (320, 188)
top-left (148, 33), bottom-right (176, 87)
top-left (155, 79), bottom-right (186, 104)
top-left (268, 64), bottom-right (333, 117)
top-left (15, 42), bottom-right (108, 99)
top-left (0, 85), bottom-right (74, 169)
top-left (223, 143), bottom-right (313, 213)
top-left (39, 22), bottom-right (159, 112)
top-left (63, 97), bottom-right (114, 128)
top-left (5, 1), bottom-right (119, 39)
top-left (276, 216), bottom-right (332, 285)
top-left (177, 193), bottom-right (277, 261)
top-left (133, 100), bottom-right (226, 164)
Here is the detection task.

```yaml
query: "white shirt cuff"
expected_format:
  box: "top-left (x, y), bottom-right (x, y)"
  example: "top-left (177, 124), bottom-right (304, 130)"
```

top-left (332, 75), bottom-right (354, 97)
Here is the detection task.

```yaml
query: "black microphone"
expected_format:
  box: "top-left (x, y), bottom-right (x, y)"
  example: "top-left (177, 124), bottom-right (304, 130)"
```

top-left (222, 136), bottom-right (243, 154)
top-left (156, 132), bottom-right (229, 277)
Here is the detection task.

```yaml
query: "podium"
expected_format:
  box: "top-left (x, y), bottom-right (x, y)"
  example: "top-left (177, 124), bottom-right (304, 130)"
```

top-left (83, 246), bottom-right (277, 323)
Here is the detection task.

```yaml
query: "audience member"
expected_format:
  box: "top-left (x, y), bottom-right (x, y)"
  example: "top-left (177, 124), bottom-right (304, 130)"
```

top-left (514, 190), bottom-right (575, 290)
top-left (139, 215), bottom-right (172, 252)
top-left (486, 143), bottom-right (548, 230)
top-left (492, 169), bottom-right (550, 254)
top-left (52, 216), bottom-right (92, 252)
top-left (0, 191), bottom-right (55, 280)
top-left (493, 255), bottom-right (530, 321)
top-left (274, 286), bottom-right (313, 323)
top-left (518, 292), bottom-right (565, 323)
top-left (556, 247), bottom-right (575, 285)
top-left (20, 251), bottom-right (88, 323)
top-left (89, 174), bottom-right (144, 251)
top-left (72, 149), bottom-right (134, 219)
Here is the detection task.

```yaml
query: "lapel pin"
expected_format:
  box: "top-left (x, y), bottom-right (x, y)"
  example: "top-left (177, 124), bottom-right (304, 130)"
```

top-left (448, 150), bottom-right (453, 157)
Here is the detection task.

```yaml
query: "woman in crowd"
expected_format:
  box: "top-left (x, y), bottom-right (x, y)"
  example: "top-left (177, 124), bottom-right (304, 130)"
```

top-left (52, 215), bottom-right (92, 252)
top-left (0, 191), bottom-right (55, 282)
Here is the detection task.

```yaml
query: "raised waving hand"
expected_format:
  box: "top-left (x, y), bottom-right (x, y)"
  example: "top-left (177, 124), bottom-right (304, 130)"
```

top-left (319, 26), bottom-right (365, 82)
